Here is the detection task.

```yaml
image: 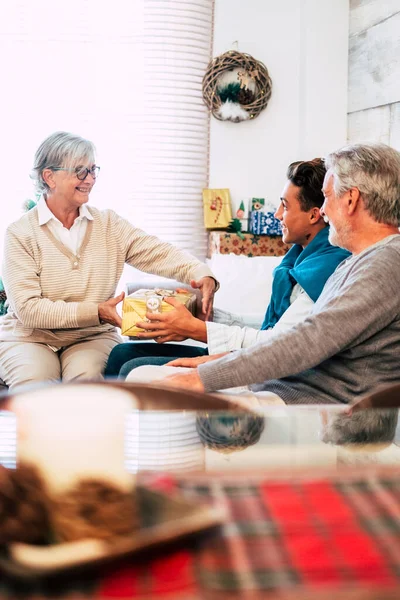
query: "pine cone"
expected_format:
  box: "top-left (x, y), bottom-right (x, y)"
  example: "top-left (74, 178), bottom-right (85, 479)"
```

top-left (237, 88), bottom-right (255, 105)
top-left (0, 464), bottom-right (51, 544)
top-left (52, 479), bottom-right (138, 542)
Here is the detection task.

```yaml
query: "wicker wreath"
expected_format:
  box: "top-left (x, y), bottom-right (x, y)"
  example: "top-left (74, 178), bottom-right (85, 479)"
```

top-left (202, 50), bottom-right (272, 122)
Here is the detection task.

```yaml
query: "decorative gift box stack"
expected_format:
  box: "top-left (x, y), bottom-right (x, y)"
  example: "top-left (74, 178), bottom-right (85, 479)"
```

top-left (204, 191), bottom-right (290, 258)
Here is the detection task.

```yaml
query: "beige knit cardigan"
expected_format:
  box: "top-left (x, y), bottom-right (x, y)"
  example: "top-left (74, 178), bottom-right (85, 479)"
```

top-left (0, 206), bottom-right (214, 347)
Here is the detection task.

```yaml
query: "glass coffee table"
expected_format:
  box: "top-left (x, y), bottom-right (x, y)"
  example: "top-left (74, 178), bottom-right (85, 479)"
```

top-left (1, 381), bottom-right (400, 599)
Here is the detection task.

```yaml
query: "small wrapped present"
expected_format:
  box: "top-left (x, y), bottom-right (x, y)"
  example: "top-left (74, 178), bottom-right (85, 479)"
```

top-left (121, 289), bottom-right (197, 337)
top-left (249, 211), bottom-right (282, 235)
top-left (203, 189), bottom-right (232, 229)
top-left (250, 197), bottom-right (265, 212)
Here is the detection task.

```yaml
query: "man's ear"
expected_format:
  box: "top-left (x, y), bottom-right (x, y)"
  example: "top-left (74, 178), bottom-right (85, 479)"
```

top-left (42, 168), bottom-right (56, 190)
top-left (347, 187), bottom-right (361, 215)
top-left (309, 206), bottom-right (323, 223)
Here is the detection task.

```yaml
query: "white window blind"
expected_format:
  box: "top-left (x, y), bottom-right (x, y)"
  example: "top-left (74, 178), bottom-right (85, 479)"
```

top-left (125, 410), bottom-right (204, 473)
top-left (0, 411), bottom-right (16, 469)
top-left (0, 0), bottom-right (214, 265)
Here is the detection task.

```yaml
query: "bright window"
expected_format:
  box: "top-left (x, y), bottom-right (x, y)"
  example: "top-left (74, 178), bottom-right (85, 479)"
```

top-left (0, 0), bottom-right (214, 266)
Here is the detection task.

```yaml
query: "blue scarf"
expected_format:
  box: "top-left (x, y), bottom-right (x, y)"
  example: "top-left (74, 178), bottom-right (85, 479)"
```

top-left (261, 227), bottom-right (350, 330)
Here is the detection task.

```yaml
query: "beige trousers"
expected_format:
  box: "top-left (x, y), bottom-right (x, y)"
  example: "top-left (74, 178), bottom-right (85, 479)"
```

top-left (0, 333), bottom-right (120, 391)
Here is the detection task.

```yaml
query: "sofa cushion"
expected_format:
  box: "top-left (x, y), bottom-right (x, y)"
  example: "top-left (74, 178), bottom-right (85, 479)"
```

top-left (206, 254), bottom-right (283, 323)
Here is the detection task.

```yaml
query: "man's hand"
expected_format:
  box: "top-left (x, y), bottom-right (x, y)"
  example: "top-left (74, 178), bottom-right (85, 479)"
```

top-left (98, 292), bottom-right (125, 327)
top-left (191, 276), bottom-right (216, 320)
top-left (136, 297), bottom-right (207, 344)
top-left (166, 352), bottom-right (228, 368)
top-left (161, 369), bottom-right (205, 392)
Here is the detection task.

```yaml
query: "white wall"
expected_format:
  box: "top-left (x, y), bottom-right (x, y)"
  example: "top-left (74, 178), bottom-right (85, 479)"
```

top-left (209, 0), bottom-right (349, 213)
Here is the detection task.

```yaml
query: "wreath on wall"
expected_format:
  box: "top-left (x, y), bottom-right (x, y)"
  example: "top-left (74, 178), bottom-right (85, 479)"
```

top-left (202, 50), bottom-right (272, 123)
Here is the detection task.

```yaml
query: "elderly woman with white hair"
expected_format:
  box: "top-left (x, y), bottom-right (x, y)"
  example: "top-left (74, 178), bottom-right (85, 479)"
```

top-left (0, 131), bottom-right (217, 390)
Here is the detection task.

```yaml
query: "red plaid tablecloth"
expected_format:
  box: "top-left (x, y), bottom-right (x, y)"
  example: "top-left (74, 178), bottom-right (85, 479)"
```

top-left (2, 469), bottom-right (400, 599)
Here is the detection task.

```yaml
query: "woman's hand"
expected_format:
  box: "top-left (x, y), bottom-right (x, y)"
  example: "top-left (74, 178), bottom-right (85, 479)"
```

top-left (136, 297), bottom-right (207, 344)
top-left (166, 352), bottom-right (228, 368)
top-left (161, 369), bottom-right (205, 392)
top-left (98, 292), bottom-right (125, 327)
top-left (191, 276), bottom-right (216, 321)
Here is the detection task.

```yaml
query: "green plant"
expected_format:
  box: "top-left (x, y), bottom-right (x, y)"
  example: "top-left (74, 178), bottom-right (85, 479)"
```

top-left (217, 82), bottom-right (241, 103)
top-left (22, 192), bottom-right (40, 212)
top-left (0, 277), bottom-right (7, 316)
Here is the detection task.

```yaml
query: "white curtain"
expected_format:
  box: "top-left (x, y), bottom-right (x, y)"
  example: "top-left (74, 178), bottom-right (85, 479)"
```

top-left (0, 0), bottom-right (214, 266)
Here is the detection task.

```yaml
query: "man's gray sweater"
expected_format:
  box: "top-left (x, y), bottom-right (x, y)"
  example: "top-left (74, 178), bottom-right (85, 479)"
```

top-left (198, 235), bottom-right (400, 404)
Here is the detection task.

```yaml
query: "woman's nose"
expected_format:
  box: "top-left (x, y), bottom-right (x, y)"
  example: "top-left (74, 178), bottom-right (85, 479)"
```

top-left (85, 172), bottom-right (96, 183)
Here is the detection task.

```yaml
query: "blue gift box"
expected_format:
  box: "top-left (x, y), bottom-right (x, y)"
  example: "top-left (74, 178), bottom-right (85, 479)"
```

top-left (249, 211), bottom-right (282, 236)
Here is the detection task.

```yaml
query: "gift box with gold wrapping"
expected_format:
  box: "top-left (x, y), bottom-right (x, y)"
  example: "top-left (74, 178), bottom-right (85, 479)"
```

top-left (203, 188), bottom-right (232, 229)
top-left (121, 289), bottom-right (197, 337)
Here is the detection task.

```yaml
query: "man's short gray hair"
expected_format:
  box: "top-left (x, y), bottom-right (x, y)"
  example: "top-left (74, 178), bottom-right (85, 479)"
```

top-left (31, 131), bottom-right (96, 194)
top-left (325, 143), bottom-right (400, 227)
top-left (321, 409), bottom-right (398, 446)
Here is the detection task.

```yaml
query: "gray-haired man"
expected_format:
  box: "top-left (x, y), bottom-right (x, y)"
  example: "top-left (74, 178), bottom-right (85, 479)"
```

top-left (163, 143), bottom-right (400, 404)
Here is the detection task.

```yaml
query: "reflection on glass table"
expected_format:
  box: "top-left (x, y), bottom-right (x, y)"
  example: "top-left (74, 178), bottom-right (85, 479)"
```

top-left (1, 381), bottom-right (400, 598)
top-left (0, 410), bottom-right (16, 469)
top-left (1, 381), bottom-right (400, 475)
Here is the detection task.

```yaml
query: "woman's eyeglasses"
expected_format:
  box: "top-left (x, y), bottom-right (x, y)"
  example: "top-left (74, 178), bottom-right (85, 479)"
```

top-left (51, 166), bottom-right (100, 180)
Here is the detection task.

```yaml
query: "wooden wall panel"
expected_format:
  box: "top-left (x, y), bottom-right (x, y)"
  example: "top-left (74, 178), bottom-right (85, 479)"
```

top-left (350, 0), bottom-right (400, 36)
top-left (389, 102), bottom-right (400, 150)
top-left (348, 12), bottom-right (400, 113)
top-left (347, 105), bottom-right (390, 144)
